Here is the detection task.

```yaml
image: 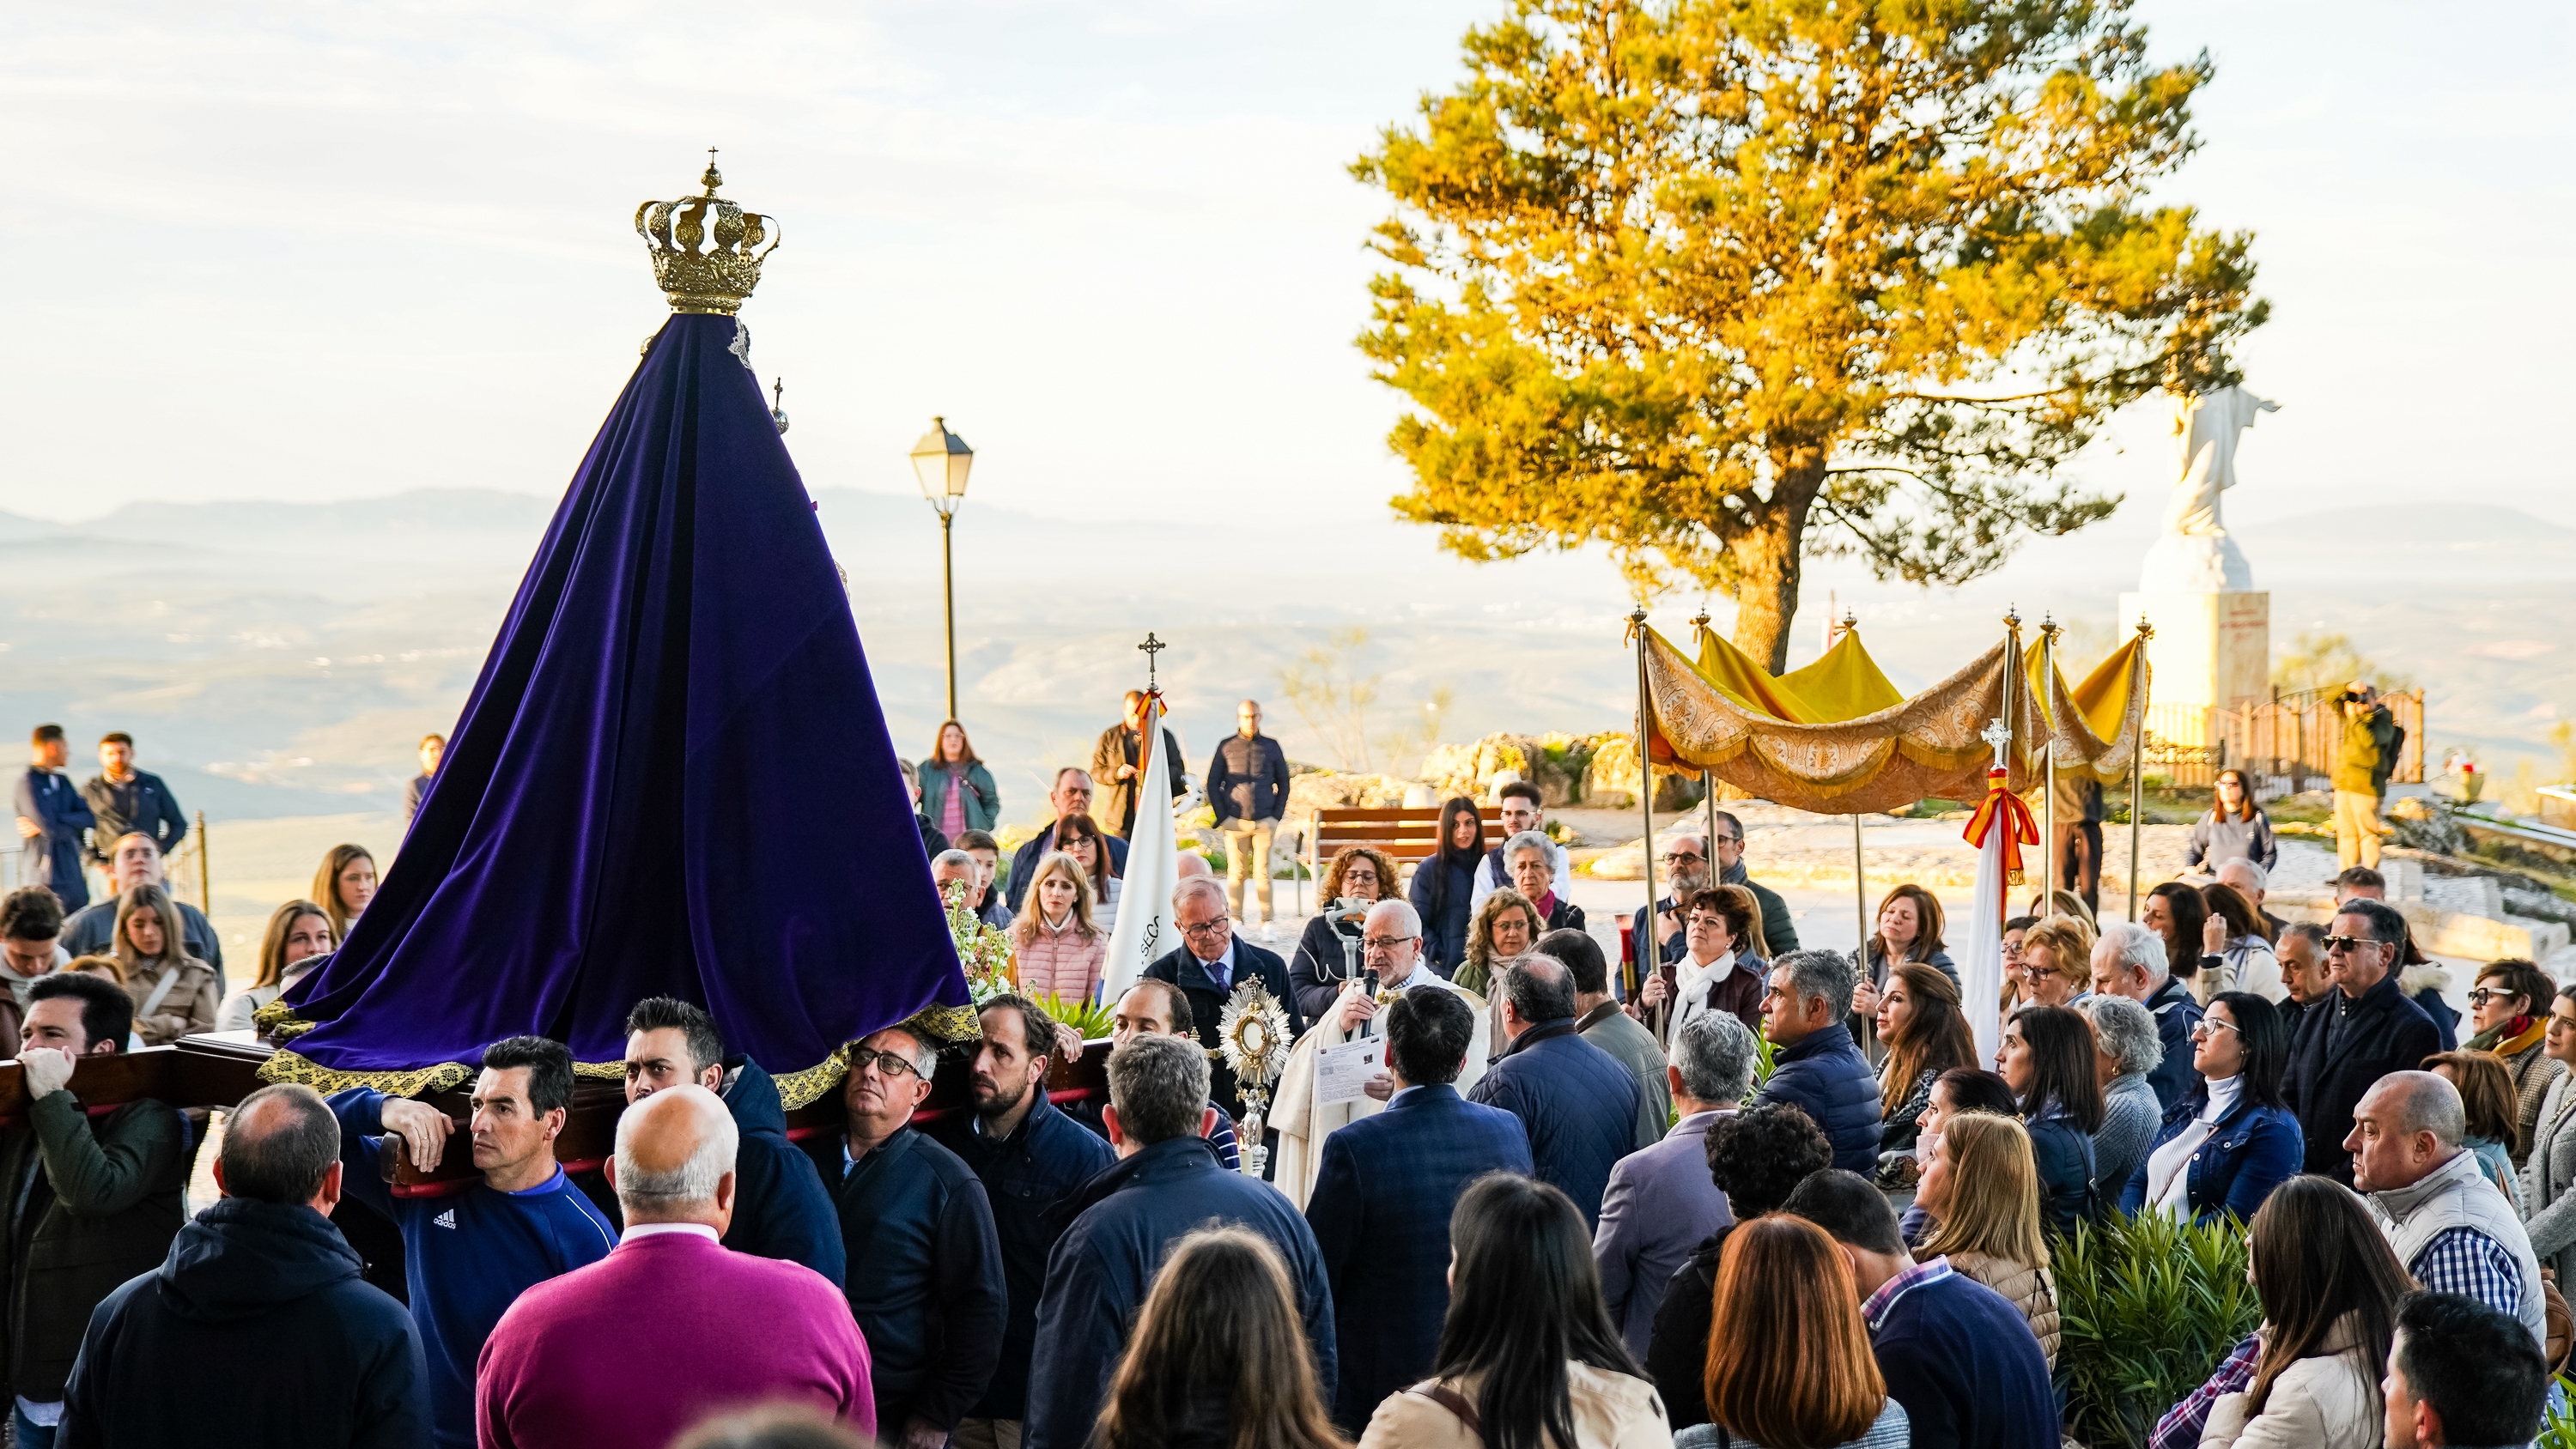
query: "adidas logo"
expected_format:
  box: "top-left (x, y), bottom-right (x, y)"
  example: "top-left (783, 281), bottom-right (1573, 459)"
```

top-left (433, 1210), bottom-right (458, 1230)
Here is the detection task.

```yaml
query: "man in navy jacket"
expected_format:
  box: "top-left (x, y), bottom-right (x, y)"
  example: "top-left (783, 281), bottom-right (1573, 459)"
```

top-left (1206, 699), bottom-right (1293, 923)
top-left (1026, 1034), bottom-right (1334, 1449)
top-left (1304, 985), bottom-right (1532, 1432)
top-left (1750, 949), bottom-right (1883, 1174)
top-left (2283, 900), bottom-right (2441, 1186)
top-left (1466, 953), bottom-right (1638, 1228)
top-left (617, 997), bottom-right (843, 1285)
top-left (927, 994), bottom-right (1116, 1444)
top-left (1789, 1170), bottom-right (2057, 1449)
top-left (13, 724), bottom-right (94, 913)
top-left (1003, 768), bottom-right (1127, 913)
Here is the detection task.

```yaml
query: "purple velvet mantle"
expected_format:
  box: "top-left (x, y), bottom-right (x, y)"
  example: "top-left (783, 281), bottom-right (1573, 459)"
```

top-left (275, 313), bottom-right (966, 1091)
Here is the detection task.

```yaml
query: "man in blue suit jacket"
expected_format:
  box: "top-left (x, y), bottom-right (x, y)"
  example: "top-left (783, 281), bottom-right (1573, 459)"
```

top-left (1305, 985), bottom-right (1532, 1432)
top-left (12, 725), bottom-right (94, 913)
top-left (1467, 953), bottom-right (1640, 1228)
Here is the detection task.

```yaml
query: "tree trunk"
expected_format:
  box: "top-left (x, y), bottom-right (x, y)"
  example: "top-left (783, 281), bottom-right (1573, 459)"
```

top-left (1727, 447), bottom-right (1826, 673)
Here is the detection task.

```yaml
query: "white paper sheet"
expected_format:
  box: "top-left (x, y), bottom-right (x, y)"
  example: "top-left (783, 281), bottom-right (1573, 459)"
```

top-left (1315, 1035), bottom-right (1387, 1107)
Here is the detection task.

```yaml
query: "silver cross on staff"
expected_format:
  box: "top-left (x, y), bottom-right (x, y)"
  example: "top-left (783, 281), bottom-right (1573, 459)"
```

top-left (1138, 632), bottom-right (1166, 693)
top-left (1980, 714), bottom-right (2014, 762)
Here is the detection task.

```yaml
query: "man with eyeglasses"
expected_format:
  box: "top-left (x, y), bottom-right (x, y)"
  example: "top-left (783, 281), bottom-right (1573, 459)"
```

top-left (1270, 900), bottom-right (1492, 1204)
top-left (802, 1022), bottom-right (1007, 1449)
top-left (1143, 877), bottom-right (1304, 1129)
top-left (1467, 779), bottom-right (1570, 914)
top-left (2281, 899), bottom-right (2441, 1187)
top-left (1629, 815), bottom-right (1797, 981)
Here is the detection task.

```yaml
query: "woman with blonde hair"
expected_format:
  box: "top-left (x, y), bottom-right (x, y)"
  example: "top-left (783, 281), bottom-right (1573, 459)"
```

top-left (1097, 1227), bottom-right (1342, 1449)
top-left (1455, 888), bottom-right (1542, 997)
top-left (1914, 1111), bottom-right (2061, 1367)
top-left (1289, 844), bottom-right (1400, 1020)
top-left (1684, 1216), bottom-right (1908, 1448)
top-left (311, 843), bottom-right (377, 941)
top-left (115, 883), bottom-right (219, 1046)
top-left (1011, 851), bottom-right (1106, 1004)
top-left (2016, 916), bottom-right (2094, 1009)
top-left (216, 900), bottom-right (335, 1032)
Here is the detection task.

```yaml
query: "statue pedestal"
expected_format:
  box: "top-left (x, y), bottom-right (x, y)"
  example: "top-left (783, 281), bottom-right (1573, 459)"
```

top-left (2117, 590), bottom-right (2269, 747)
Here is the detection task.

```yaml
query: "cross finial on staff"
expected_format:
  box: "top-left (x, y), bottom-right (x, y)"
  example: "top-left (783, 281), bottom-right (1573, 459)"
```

top-left (1138, 632), bottom-right (1166, 693)
top-left (1980, 714), bottom-right (2014, 761)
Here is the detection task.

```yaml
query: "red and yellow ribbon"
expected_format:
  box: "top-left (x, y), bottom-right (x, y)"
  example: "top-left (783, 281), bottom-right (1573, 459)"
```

top-left (1961, 767), bottom-right (2039, 886)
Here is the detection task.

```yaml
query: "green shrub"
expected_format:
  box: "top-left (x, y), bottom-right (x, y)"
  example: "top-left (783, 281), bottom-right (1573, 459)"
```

top-left (2057, 1212), bottom-right (2262, 1449)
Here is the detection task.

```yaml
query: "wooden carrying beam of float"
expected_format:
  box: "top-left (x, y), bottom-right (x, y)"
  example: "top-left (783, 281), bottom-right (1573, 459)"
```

top-left (0, 1032), bottom-right (1113, 1199)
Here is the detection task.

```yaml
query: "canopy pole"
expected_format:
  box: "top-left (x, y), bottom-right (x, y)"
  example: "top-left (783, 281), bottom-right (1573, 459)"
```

top-left (2128, 615), bottom-right (2154, 921)
top-left (1692, 609), bottom-right (1720, 873)
top-left (1853, 813), bottom-right (1868, 951)
top-left (2040, 617), bottom-right (2058, 919)
top-left (1630, 608), bottom-right (1656, 1009)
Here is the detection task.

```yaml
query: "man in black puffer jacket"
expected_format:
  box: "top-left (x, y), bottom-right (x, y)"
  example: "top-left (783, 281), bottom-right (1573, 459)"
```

top-left (1748, 949), bottom-right (1884, 1173)
top-left (63, 1083), bottom-right (426, 1448)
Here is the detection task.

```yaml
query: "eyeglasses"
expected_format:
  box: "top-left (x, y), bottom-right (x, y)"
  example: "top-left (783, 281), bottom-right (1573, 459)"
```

top-left (2322, 934), bottom-right (2381, 954)
top-left (2190, 1018), bottom-right (2239, 1041)
top-left (1710, 835), bottom-right (1741, 846)
top-left (852, 1049), bottom-right (924, 1079)
top-left (2467, 987), bottom-right (2521, 1008)
top-left (1362, 935), bottom-right (1419, 952)
top-left (1180, 919), bottom-right (1230, 938)
top-left (1661, 852), bottom-right (1706, 865)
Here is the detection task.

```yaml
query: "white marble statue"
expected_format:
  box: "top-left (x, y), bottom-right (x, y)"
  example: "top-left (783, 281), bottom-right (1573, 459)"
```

top-left (2139, 383), bottom-right (2279, 593)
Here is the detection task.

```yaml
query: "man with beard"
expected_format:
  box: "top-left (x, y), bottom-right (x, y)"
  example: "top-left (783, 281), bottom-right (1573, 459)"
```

top-left (1628, 818), bottom-right (1797, 984)
top-left (927, 996), bottom-right (1115, 1449)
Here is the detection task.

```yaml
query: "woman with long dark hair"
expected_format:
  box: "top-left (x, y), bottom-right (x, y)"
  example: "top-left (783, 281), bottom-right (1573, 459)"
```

top-left (311, 843), bottom-right (377, 943)
top-left (216, 900), bottom-right (333, 1032)
top-left (1052, 813), bottom-right (1123, 935)
top-left (1998, 1004), bottom-right (2104, 1237)
top-left (1684, 1216), bottom-right (1907, 1448)
top-left (1097, 1227), bottom-right (1342, 1449)
top-left (2196, 1177), bottom-right (2408, 1448)
top-left (2142, 881), bottom-right (2212, 1003)
top-left (2423, 1049), bottom-right (2526, 1210)
top-left (1848, 882), bottom-right (1953, 1022)
top-left (2197, 880), bottom-right (2281, 1003)
top-left (2186, 767), bottom-right (2278, 873)
top-left (2122, 991), bottom-right (2304, 1223)
top-left (1874, 961), bottom-right (1977, 1158)
top-left (1406, 797), bottom-right (1485, 978)
top-left (1364, 1173), bottom-right (1662, 1449)
top-left (918, 718), bottom-right (999, 840)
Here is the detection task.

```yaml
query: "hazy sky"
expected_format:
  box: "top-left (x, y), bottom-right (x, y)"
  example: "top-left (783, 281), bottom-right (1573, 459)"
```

top-left (7, 0), bottom-right (2572, 543)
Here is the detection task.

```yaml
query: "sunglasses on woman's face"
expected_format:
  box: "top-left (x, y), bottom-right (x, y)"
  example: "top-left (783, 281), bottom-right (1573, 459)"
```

top-left (2467, 988), bottom-right (2523, 1009)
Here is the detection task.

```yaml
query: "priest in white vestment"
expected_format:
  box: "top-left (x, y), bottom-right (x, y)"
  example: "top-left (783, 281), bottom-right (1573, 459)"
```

top-left (1271, 899), bottom-right (1490, 1207)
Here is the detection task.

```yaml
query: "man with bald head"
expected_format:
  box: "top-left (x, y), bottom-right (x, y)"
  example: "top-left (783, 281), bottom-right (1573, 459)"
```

top-left (476, 1087), bottom-right (873, 1448)
top-left (2348, 1069), bottom-right (2549, 1349)
top-left (62, 1083), bottom-right (424, 1448)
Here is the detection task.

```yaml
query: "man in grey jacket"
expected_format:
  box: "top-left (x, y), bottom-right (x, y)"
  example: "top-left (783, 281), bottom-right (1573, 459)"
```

top-left (1593, 1010), bottom-right (1753, 1358)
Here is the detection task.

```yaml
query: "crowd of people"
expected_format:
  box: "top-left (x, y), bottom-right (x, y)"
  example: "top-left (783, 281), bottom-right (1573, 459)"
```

top-left (6, 700), bottom-right (2567, 1449)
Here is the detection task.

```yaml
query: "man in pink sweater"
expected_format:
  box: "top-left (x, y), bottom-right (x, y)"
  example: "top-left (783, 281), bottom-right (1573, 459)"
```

top-left (474, 1087), bottom-right (872, 1448)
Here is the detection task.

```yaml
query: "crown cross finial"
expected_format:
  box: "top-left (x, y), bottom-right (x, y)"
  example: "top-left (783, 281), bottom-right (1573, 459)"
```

top-left (1980, 715), bottom-right (2014, 758)
top-left (637, 155), bottom-right (780, 315)
top-left (1138, 633), bottom-right (1168, 693)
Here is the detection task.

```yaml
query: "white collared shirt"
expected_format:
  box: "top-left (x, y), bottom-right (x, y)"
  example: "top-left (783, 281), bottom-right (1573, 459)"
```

top-left (621, 1221), bottom-right (720, 1244)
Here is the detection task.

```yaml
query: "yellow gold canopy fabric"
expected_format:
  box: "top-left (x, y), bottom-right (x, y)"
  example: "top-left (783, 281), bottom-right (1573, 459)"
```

top-left (1640, 625), bottom-right (2148, 815)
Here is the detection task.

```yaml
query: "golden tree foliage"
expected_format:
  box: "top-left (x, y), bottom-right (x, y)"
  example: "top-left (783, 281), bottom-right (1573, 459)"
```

top-left (1357, 0), bottom-right (2268, 668)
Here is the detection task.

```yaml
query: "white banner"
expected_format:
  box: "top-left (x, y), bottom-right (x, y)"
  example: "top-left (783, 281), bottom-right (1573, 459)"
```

top-left (1100, 693), bottom-right (1178, 1003)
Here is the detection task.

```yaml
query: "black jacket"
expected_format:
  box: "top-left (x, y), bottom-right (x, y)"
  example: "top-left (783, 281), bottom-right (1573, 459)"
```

top-left (2024, 1106), bottom-right (2098, 1238)
top-left (62, 1197), bottom-right (427, 1449)
top-left (1646, 1222), bottom-right (1739, 1428)
top-left (2143, 976), bottom-right (2206, 1113)
top-left (927, 1093), bottom-right (1116, 1421)
top-left (1025, 1136), bottom-right (1336, 1449)
top-left (1286, 912), bottom-right (1366, 1022)
top-left (0, 1092), bottom-right (186, 1403)
top-left (79, 768), bottom-right (186, 865)
top-left (1141, 940), bottom-right (1304, 1120)
top-left (721, 1059), bottom-right (845, 1285)
top-left (799, 1125), bottom-right (1007, 1432)
top-left (1206, 733), bottom-right (1292, 826)
top-left (2285, 970), bottom-right (2441, 1185)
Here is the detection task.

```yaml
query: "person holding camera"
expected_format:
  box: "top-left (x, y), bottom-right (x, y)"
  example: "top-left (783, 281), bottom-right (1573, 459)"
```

top-left (2333, 682), bottom-right (2396, 871)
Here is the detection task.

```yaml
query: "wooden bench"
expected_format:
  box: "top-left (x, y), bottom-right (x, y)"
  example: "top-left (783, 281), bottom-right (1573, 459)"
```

top-left (1307, 804), bottom-right (1507, 885)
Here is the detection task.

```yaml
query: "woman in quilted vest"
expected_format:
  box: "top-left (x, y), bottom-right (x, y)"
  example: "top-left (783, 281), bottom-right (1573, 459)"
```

top-left (1010, 850), bottom-right (1106, 1005)
top-left (2197, 1176), bottom-right (2409, 1449)
top-left (1913, 1111), bottom-right (2060, 1367)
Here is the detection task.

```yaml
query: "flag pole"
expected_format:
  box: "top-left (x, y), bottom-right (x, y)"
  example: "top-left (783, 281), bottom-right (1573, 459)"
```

top-left (2000, 607), bottom-right (2022, 933)
top-left (2129, 615), bottom-right (2154, 921)
top-left (1629, 609), bottom-right (1656, 1013)
top-left (2040, 616), bottom-right (2058, 920)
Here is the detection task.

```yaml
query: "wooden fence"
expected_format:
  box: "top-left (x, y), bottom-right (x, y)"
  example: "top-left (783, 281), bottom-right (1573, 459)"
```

top-left (2142, 688), bottom-right (2424, 794)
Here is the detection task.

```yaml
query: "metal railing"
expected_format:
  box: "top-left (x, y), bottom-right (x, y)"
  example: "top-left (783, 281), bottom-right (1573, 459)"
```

top-left (2141, 690), bottom-right (2425, 793)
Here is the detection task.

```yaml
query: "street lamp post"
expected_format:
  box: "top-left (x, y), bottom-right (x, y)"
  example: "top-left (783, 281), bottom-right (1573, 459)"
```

top-left (909, 416), bottom-right (975, 722)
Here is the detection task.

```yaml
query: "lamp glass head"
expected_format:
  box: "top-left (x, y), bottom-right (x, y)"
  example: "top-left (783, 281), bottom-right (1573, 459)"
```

top-left (910, 418), bottom-right (974, 508)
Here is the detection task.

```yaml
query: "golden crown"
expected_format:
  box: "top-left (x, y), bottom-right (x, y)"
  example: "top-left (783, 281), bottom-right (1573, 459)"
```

top-left (635, 154), bottom-right (781, 314)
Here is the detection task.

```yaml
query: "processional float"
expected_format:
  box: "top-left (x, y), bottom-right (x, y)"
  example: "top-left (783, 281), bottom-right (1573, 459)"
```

top-left (1624, 608), bottom-right (2152, 1060)
top-left (0, 161), bottom-right (1081, 1189)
